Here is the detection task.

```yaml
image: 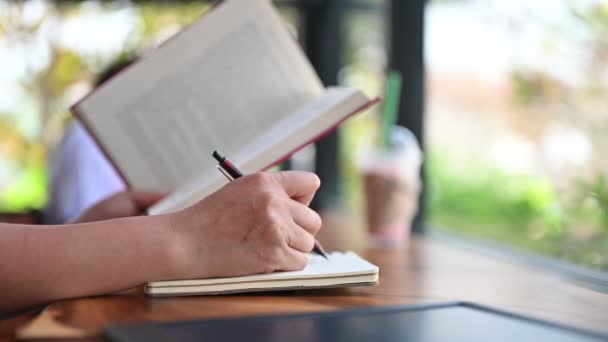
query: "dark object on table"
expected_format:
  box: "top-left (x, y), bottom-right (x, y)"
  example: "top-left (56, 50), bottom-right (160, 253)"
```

top-left (104, 302), bottom-right (607, 342)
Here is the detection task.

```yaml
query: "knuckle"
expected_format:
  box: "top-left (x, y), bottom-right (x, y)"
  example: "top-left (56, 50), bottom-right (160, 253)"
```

top-left (248, 172), bottom-right (274, 188)
top-left (258, 191), bottom-right (282, 213)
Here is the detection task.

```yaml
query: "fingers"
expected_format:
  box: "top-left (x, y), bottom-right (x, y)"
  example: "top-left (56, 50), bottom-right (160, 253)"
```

top-left (285, 222), bottom-right (316, 253)
top-left (289, 200), bottom-right (322, 235)
top-left (128, 191), bottom-right (167, 209)
top-left (278, 249), bottom-right (309, 272)
top-left (273, 171), bottom-right (320, 205)
top-left (283, 200), bottom-right (321, 253)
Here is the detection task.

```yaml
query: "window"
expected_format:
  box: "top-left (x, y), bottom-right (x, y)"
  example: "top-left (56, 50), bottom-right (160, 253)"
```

top-left (5, 0), bottom-right (604, 276)
top-left (426, 0), bottom-right (608, 272)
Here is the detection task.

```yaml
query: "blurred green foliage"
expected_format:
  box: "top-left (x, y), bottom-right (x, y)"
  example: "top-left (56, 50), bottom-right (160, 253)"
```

top-left (428, 150), bottom-right (563, 236)
top-left (428, 149), bottom-right (608, 270)
top-left (139, 2), bottom-right (209, 38)
top-left (455, 1), bottom-right (608, 271)
top-left (511, 70), bottom-right (564, 106)
top-left (45, 49), bottom-right (90, 98)
top-left (572, 2), bottom-right (608, 44)
top-left (339, 10), bottom-right (384, 209)
top-left (0, 165), bottom-right (47, 212)
top-left (576, 175), bottom-right (608, 233)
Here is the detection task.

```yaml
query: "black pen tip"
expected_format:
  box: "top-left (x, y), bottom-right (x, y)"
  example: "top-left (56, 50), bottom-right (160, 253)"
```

top-left (313, 242), bottom-right (329, 260)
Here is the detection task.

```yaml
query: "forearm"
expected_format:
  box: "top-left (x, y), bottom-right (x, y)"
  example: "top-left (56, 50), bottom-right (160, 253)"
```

top-left (0, 215), bottom-right (176, 314)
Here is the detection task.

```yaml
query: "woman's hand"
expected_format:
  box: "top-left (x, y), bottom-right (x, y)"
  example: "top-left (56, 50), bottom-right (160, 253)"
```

top-left (167, 171), bottom-right (322, 280)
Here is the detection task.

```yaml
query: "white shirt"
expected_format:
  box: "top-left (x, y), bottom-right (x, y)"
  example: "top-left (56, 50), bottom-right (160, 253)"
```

top-left (43, 122), bottom-right (125, 224)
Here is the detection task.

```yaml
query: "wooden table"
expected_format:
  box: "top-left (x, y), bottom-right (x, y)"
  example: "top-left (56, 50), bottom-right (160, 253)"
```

top-left (2, 214), bottom-right (608, 340)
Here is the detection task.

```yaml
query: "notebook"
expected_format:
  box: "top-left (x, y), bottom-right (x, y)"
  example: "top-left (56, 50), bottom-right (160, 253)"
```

top-left (145, 252), bottom-right (379, 296)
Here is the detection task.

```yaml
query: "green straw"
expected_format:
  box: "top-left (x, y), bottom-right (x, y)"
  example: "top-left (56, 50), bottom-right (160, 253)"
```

top-left (381, 70), bottom-right (402, 149)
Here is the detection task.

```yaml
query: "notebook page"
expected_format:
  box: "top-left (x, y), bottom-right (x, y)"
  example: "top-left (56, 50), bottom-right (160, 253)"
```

top-left (147, 252), bottom-right (379, 288)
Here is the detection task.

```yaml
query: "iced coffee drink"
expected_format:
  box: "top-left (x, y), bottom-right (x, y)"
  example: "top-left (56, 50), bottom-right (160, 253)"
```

top-left (361, 126), bottom-right (422, 247)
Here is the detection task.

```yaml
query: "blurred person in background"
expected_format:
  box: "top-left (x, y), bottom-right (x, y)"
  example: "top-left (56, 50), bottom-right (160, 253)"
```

top-left (43, 57), bottom-right (135, 224)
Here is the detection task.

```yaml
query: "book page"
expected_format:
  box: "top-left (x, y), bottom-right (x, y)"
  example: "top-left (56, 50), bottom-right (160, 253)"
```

top-left (75, 0), bottom-right (323, 191)
top-left (147, 252), bottom-right (379, 288)
top-left (148, 87), bottom-right (374, 215)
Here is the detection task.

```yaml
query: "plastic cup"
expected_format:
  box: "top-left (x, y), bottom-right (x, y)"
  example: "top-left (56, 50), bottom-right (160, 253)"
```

top-left (360, 126), bottom-right (422, 248)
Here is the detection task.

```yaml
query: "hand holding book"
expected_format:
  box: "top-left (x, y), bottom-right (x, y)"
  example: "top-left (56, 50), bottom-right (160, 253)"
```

top-left (72, 191), bottom-right (166, 223)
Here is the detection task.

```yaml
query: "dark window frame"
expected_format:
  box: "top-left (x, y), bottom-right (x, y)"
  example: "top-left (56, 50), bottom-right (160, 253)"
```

top-left (296, 0), bottom-right (426, 234)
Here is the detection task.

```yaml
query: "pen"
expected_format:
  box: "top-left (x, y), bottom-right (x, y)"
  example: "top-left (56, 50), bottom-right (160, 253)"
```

top-left (213, 150), bottom-right (329, 259)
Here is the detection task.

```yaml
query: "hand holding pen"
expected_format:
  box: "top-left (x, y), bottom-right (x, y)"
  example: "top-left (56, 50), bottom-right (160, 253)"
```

top-left (213, 151), bottom-right (329, 259)
top-left (168, 163), bottom-right (323, 279)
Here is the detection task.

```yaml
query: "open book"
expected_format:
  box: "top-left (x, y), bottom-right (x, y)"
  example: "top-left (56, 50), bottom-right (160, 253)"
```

top-left (72, 0), bottom-right (378, 215)
top-left (145, 252), bottom-right (379, 296)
